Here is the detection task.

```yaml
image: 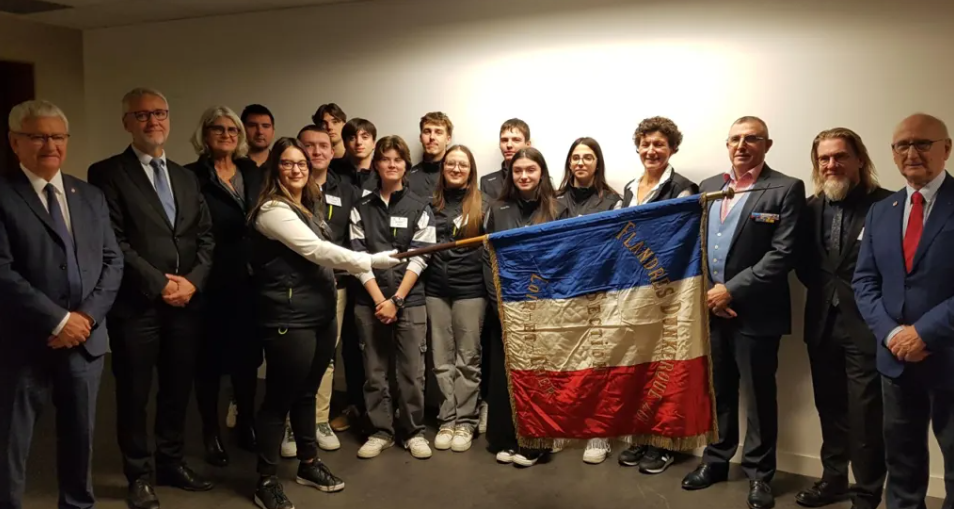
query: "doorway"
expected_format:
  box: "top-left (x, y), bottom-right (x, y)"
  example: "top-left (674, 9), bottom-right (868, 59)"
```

top-left (0, 61), bottom-right (36, 175)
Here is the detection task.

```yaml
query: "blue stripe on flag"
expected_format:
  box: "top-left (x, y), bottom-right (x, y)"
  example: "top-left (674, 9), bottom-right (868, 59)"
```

top-left (489, 196), bottom-right (702, 303)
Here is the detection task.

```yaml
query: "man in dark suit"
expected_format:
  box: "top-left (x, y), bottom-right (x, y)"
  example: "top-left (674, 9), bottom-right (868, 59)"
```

top-left (0, 100), bottom-right (123, 509)
top-left (681, 116), bottom-right (805, 509)
top-left (854, 113), bottom-right (954, 509)
top-left (795, 128), bottom-right (890, 509)
top-left (87, 88), bottom-right (215, 509)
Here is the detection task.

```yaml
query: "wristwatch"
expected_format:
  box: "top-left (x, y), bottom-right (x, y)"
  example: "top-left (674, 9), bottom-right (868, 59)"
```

top-left (391, 295), bottom-right (405, 309)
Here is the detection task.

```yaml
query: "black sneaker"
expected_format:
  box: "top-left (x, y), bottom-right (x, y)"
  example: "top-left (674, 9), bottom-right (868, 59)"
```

top-left (254, 477), bottom-right (294, 509)
top-left (296, 461), bottom-right (345, 493)
top-left (639, 447), bottom-right (675, 474)
top-left (619, 444), bottom-right (648, 466)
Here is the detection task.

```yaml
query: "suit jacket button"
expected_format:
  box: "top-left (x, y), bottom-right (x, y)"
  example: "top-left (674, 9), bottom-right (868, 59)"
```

top-left (60, 264), bottom-right (67, 270)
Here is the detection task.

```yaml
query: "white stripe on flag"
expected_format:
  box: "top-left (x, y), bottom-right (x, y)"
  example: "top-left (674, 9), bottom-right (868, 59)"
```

top-left (501, 275), bottom-right (705, 372)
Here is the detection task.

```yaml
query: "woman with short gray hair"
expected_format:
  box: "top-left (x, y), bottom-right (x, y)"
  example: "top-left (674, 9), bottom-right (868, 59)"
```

top-left (185, 105), bottom-right (263, 468)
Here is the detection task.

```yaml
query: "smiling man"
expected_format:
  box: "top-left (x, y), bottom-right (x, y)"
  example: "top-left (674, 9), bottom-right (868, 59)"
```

top-left (853, 113), bottom-right (954, 509)
top-left (795, 128), bottom-right (890, 509)
top-left (407, 112), bottom-right (453, 199)
top-left (682, 116), bottom-right (805, 509)
top-left (87, 87), bottom-right (215, 509)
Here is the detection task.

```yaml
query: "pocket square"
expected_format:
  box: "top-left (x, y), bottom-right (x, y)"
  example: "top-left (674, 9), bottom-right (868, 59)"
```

top-left (751, 212), bottom-right (780, 223)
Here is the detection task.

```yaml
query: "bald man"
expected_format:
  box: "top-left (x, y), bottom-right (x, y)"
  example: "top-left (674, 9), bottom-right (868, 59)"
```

top-left (853, 113), bottom-right (954, 509)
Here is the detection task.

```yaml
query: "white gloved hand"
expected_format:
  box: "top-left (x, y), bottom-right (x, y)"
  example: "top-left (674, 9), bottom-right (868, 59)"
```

top-left (370, 249), bottom-right (402, 269)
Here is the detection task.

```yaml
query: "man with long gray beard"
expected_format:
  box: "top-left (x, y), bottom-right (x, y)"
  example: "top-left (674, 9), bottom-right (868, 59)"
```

top-left (794, 128), bottom-right (890, 509)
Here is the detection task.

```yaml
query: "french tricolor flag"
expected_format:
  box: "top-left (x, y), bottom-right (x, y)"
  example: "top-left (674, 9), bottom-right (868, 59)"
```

top-left (488, 196), bottom-right (717, 450)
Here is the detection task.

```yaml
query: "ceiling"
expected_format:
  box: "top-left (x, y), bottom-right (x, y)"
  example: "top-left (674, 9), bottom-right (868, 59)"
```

top-left (1, 0), bottom-right (364, 30)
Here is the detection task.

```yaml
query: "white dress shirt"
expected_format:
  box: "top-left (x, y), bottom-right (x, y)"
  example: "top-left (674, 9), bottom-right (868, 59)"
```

top-left (131, 144), bottom-right (175, 200)
top-left (254, 200), bottom-right (372, 275)
top-left (886, 169), bottom-right (948, 345)
top-left (21, 164), bottom-right (73, 335)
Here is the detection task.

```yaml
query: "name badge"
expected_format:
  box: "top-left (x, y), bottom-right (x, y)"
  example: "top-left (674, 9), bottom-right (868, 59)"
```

top-left (390, 216), bottom-right (409, 229)
top-left (751, 212), bottom-right (780, 223)
top-left (325, 195), bottom-right (342, 207)
top-left (857, 227), bottom-right (864, 241)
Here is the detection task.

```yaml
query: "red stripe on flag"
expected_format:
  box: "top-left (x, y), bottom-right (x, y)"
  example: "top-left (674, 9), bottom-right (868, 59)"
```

top-left (509, 357), bottom-right (712, 439)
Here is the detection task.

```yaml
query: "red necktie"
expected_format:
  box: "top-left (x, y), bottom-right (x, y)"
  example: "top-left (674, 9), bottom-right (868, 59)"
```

top-left (903, 191), bottom-right (924, 273)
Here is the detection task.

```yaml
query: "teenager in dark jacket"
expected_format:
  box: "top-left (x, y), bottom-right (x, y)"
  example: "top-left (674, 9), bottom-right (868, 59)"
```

top-left (557, 137), bottom-right (621, 219)
top-left (616, 117), bottom-right (698, 475)
top-left (425, 145), bottom-right (489, 453)
top-left (184, 106), bottom-right (263, 468)
top-left (483, 147), bottom-right (563, 468)
top-left (248, 137), bottom-right (399, 509)
top-left (350, 136), bottom-right (437, 461)
top-left (407, 112), bottom-right (453, 200)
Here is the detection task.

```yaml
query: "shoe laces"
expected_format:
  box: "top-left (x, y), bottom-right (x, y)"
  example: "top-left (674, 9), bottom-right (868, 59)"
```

top-left (586, 438), bottom-right (610, 451)
top-left (317, 423), bottom-right (334, 436)
top-left (304, 461), bottom-right (342, 484)
top-left (437, 427), bottom-right (455, 437)
top-left (260, 479), bottom-right (290, 504)
top-left (407, 436), bottom-right (429, 449)
top-left (366, 436), bottom-right (390, 448)
top-left (643, 447), bottom-right (661, 461)
top-left (284, 426), bottom-right (294, 441)
top-left (453, 427), bottom-right (471, 438)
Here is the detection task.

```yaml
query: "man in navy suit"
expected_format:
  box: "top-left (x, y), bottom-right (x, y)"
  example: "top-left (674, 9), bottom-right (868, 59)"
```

top-left (0, 100), bottom-right (123, 509)
top-left (854, 113), bottom-right (954, 509)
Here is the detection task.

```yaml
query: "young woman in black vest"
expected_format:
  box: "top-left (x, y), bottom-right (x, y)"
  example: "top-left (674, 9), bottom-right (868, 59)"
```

top-left (426, 145), bottom-right (489, 452)
top-left (484, 147), bottom-right (563, 468)
top-left (557, 137), bottom-right (621, 218)
top-left (248, 137), bottom-right (399, 509)
top-left (349, 136), bottom-right (437, 461)
top-left (616, 116), bottom-right (698, 475)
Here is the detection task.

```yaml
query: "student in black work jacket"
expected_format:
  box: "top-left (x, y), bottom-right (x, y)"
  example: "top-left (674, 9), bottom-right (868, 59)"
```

top-left (248, 137), bottom-right (400, 509)
top-left (557, 137), bottom-right (621, 219)
top-left (425, 145), bottom-right (489, 453)
top-left (483, 147), bottom-right (563, 468)
top-left (349, 136), bottom-right (437, 461)
top-left (184, 106), bottom-right (263, 468)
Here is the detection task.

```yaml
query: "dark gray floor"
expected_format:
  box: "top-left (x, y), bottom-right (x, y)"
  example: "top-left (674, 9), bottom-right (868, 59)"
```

top-left (21, 358), bottom-right (939, 509)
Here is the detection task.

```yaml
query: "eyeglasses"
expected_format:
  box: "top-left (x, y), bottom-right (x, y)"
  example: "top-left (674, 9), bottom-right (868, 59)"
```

top-left (444, 161), bottom-right (471, 170)
top-left (727, 135), bottom-right (767, 146)
top-left (207, 125), bottom-right (240, 137)
top-left (892, 139), bottom-right (946, 155)
top-left (126, 109), bottom-right (169, 122)
top-left (12, 132), bottom-right (70, 146)
top-left (279, 160), bottom-right (309, 171)
top-left (571, 154), bottom-right (597, 164)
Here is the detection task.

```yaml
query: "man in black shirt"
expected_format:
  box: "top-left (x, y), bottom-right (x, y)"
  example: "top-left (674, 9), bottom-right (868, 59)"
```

top-left (480, 118), bottom-right (531, 201)
top-left (241, 104), bottom-right (274, 168)
top-left (340, 118), bottom-right (378, 193)
top-left (407, 112), bottom-right (453, 199)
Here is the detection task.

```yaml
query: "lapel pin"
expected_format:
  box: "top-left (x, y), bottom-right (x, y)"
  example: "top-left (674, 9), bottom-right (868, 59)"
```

top-left (71, 187), bottom-right (76, 193)
top-left (892, 201), bottom-right (898, 207)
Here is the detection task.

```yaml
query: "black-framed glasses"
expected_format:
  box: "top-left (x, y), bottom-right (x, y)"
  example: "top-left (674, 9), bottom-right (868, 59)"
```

top-left (207, 125), bottom-right (240, 137)
top-left (279, 160), bottom-right (309, 171)
top-left (727, 135), bottom-right (767, 146)
top-left (126, 109), bottom-right (169, 122)
top-left (571, 154), bottom-right (597, 163)
top-left (892, 139), bottom-right (946, 155)
top-left (12, 132), bottom-right (70, 146)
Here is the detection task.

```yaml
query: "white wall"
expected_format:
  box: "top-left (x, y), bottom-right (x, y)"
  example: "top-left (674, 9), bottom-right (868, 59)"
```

top-left (0, 14), bottom-right (87, 177)
top-left (82, 0), bottom-right (954, 496)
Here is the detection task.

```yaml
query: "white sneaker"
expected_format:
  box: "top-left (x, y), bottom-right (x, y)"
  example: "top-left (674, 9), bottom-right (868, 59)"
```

top-left (495, 449), bottom-right (515, 464)
top-left (513, 450), bottom-right (542, 467)
top-left (357, 436), bottom-right (393, 459)
top-left (225, 398), bottom-right (238, 429)
top-left (582, 438), bottom-right (611, 464)
top-left (280, 424), bottom-right (297, 459)
top-left (451, 427), bottom-right (473, 452)
top-left (406, 436), bottom-right (432, 459)
top-left (316, 422), bottom-right (340, 451)
top-left (478, 402), bottom-right (489, 434)
top-left (551, 440), bottom-right (565, 453)
top-left (434, 428), bottom-right (454, 451)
